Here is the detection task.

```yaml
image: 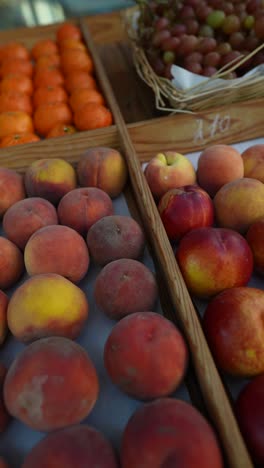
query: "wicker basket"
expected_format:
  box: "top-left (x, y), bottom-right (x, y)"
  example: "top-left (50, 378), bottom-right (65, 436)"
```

top-left (124, 6), bottom-right (264, 113)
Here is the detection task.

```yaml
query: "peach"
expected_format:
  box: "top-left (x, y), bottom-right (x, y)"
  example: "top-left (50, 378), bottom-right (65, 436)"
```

top-left (3, 197), bottom-right (58, 250)
top-left (0, 167), bottom-right (25, 218)
top-left (158, 184), bottom-right (214, 242)
top-left (214, 177), bottom-right (264, 234)
top-left (3, 336), bottom-right (99, 431)
top-left (104, 312), bottom-right (188, 400)
top-left (0, 237), bottom-right (24, 290)
top-left (24, 158), bottom-right (77, 205)
top-left (203, 287), bottom-right (264, 377)
top-left (121, 398), bottom-right (223, 468)
top-left (94, 258), bottom-right (158, 319)
top-left (22, 425), bottom-right (118, 468)
top-left (7, 273), bottom-right (88, 343)
top-left (0, 291), bottom-right (8, 345)
top-left (246, 218), bottom-right (264, 275)
top-left (0, 362), bottom-right (10, 433)
top-left (77, 146), bottom-right (128, 198)
top-left (197, 144), bottom-right (244, 197)
top-left (86, 215), bottom-right (145, 266)
top-left (176, 227), bottom-right (253, 299)
top-left (242, 144), bottom-right (264, 183)
top-left (144, 151), bottom-right (196, 200)
top-left (24, 225), bottom-right (90, 283)
top-left (57, 187), bottom-right (114, 236)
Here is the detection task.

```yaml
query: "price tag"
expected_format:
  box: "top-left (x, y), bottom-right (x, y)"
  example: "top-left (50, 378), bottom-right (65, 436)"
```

top-left (194, 113), bottom-right (231, 144)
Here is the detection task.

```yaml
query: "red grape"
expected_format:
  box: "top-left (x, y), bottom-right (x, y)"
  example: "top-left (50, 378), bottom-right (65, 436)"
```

top-left (222, 15), bottom-right (241, 34)
top-left (196, 5), bottom-right (213, 22)
top-left (152, 29), bottom-right (171, 47)
top-left (203, 51), bottom-right (221, 66)
top-left (222, 2), bottom-right (235, 14)
top-left (155, 16), bottom-right (170, 31)
top-left (178, 34), bottom-right (199, 55)
top-left (216, 41), bottom-right (232, 55)
top-left (229, 32), bottom-right (245, 49)
top-left (203, 65), bottom-right (218, 76)
top-left (171, 23), bottom-right (187, 37)
top-left (185, 61), bottom-right (203, 74)
top-left (163, 63), bottom-right (173, 79)
top-left (198, 37), bottom-right (217, 54)
top-left (184, 51), bottom-right (203, 64)
top-left (246, 0), bottom-right (262, 14)
top-left (185, 18), bottom-right (200, 35)
top-left (179, 5), bottom-right (195, 19)
top-left (254, 16), bottom-right (264, 39)
top-left (220, 50), bottom-right (242, 67)
top-left (161, 36), bottom-right (180, 51)
top-left (246, 35), bottom-right (260, 51)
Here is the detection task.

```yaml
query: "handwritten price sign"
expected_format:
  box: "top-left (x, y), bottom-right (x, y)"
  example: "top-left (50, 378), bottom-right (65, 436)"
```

top-left (194, 114), bottom-right (231, 144)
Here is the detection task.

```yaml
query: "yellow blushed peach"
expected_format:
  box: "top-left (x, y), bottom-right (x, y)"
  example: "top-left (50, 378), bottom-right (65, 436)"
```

top-left (7, 273), bottom-right (89, 343)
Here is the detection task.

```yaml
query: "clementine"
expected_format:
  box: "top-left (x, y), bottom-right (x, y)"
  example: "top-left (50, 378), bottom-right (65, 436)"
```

top-left (56, 23), bottom-right (82, 44)
top-left (0, 58), bottom-right (33, 78)
top-left (35, 54), bottom-right (61, 70)
top-left (58, 38), bottom-right (86, 52)
top-left (74, 103), bottom-right (113, 131)
top-left (46, 123), bottom-right (77, 138)
top-left (0, 111), bottom-right (34, 139)
top-left (33, 85), bottom-right (68, 108)
top-left (60, 49), bottom-right (94, 75)
top-left (0, 74), bottom-right (33, 96)
top-left (64, 71), bottom-right (97, 93)
top-left (33, 67), bottom-right (64, 88)
top-left (0, 133), bottom-right (40, 147)
top-left (0, 91), bottom-right (33, 115)
top-left (0, 42), bottom-right (30, 61)
top-left (69, 88), bottom-right (105, 113)
top-left (31, 39), bottom-right (58, 61)
top-left (33, 102), bottom-right (72, 136)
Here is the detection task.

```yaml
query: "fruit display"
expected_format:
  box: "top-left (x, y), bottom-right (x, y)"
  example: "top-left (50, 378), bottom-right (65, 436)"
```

top-left (0, 22), bottom-right (113, 147)
top-left (134, 0), bottom-right (264, 79)
top-left (144, 140), bottom-right (264, 465)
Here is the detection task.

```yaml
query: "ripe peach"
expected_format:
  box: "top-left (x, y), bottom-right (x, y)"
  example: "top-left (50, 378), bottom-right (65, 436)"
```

top-left (144, 151), bottom-right (196, 200)
top-left (7, 273), bottom-right (88, 342)
top-left (0, 237), bottom-right (24, 290)
top-left (24, 225), bottom-right (90, 283)
top-left (104, 312), bottom-right (188, 399)
top-left (242, 144), bottom-right (264, 183)
top-left (197, 144), bottom-right (244, 197)
top-left (24, 158), bottom-right (77, 205)
top-left (3, 197), bottom-right (58, 250)
top-left (0, 362), bottom-right (10, 433)
top-left (86, 215), bottom-right (145, 266)
top-left (176, 227), bottom-right (253, 298)
top-left (3, 336), bottom-right (99, 431)
top-left (158, 184), bottom-right (214, 242)
top-left (235, 374), bottom-right (264, 465)
top-left (94, 258), bottom-right (158, 319)
top-left (57, 187), bottom-right (114, 236)
top-left (214, 177), bottom-right (264, 234)
top-left (77, 146), bottom-right (128, 198)
top-left (121, 398), bottom-right (223, 468)
top-left (0, 167), bottom-right (25, 218)
top-left (203, 287), bottom-right (264, 377)
top-left (246, 218), bottom-right (264, 275)
top-left (22, 425), bottom-right (118, 468)
top-left (0, 291), bottom-right (8, 345)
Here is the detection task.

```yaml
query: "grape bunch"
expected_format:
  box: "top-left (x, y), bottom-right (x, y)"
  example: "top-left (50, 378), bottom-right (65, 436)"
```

top-left (135, 0), bottom-right (264, 79)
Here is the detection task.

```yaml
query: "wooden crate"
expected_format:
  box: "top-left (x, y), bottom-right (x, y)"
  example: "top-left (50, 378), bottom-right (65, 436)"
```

top-left (0, 10), bottom-right (261, 468)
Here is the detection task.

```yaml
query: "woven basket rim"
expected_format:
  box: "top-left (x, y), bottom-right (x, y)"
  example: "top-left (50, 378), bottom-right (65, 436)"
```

top-left (124, 6), bottom-right (264, 113)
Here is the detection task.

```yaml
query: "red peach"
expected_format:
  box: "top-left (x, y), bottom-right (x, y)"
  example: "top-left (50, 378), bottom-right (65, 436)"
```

top-left (77, 146), bottom-right (128, 198)
top-left (24, 158), bottom-right (77, 205)
top-left (22, 425), bottom-right (119, 468)
top-left (86, 215), bottom-right (145, 265)
top-left (203, 287), bottom-right (264, 376)
top-left (197, 144), bottom-right (244, 197)
top-left (94, 258), bottom-right (158, 319)
top-left (242, 144), bottom-right (264, 183)
top-left (0, 237), bottom-right (24, 290)
top-left (24, 225), bottom-right (90, 283)
top-left (121, 398), bottom-right (223, 468)
top-left (176, 227), bottom-right (253, 298)
top-left (104, 312), bottom-right (188, 399)
top-left (0, 167), bottom-right (25, 218)
top-left (246, 218), bottom-right (264, 275)
top-left (57, 187), bottom-right (114, 236)
top-left (214, 177), bottom-right (264, 234)
top-left (3, 336), bottom-right (99, 431)
top-left (158, 184), bottom-right (214, 241)
top-left (3, 197), bottom-right (58, 250)
top-left (235, 374), bottom-right (264, 465)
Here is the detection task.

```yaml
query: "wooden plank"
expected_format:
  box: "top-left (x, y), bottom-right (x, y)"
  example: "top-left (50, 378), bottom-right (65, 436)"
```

top-left (127, 97), bottom-right (264, 161)
top-left (80, 16), bottom-right (253, 468)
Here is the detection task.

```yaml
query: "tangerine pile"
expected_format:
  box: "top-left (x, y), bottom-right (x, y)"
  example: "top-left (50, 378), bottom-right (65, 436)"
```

top-left (0, 22), bottom-right (113, 148)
